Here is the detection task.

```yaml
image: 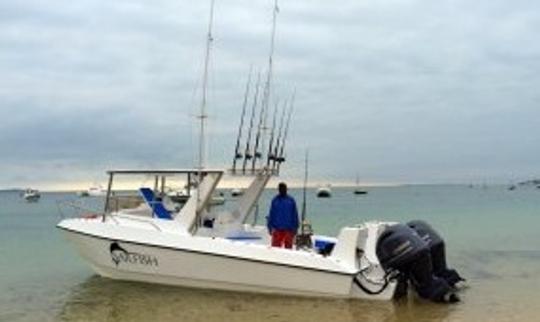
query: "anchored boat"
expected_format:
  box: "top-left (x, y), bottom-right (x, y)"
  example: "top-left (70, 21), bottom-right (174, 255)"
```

top-left (57, 0), bottom-right (463, 303)
top-left (23, 188), bottom-right (40, 202)
top-left (316, 185), bottom-right (332, 198)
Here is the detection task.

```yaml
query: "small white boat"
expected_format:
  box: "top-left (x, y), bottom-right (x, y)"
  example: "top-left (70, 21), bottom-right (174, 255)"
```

top-left (23, 188), bottom-right (40, 202)
top-left (87, 185), bottom-right (106, 197)
top-left (316, 185), bottom-right (332, 198)
top-left (231, 188), bottom-right (244, 197)
top-left (168, 187), bottom-right (225, 206)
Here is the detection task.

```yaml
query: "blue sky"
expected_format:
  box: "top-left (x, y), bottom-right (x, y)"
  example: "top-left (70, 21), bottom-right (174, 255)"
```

top-left (1, 0), bottom-right (539, 189)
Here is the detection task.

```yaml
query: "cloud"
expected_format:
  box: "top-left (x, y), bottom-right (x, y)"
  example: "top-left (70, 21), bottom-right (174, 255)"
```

top-left (1, 0), bottom-right (540, 188)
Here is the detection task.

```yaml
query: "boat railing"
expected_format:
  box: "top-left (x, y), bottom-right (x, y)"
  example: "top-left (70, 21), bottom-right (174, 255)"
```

top-left (111, 213), bottom-right (163, 232)
top-left (56, 199), bottom-right (104, 219)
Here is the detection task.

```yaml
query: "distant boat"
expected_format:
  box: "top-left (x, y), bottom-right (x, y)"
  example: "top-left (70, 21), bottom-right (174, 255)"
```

top-left (231, 188), bottom-right (244, 197)
top-left (508, 185), bottom-right (516, 191)
top-left (353, 174), bottom-right (368, 195)
top-left (87, 185), bottom-right (106, 197)
top-left (22, 188), bottom-right (40, 202)
top-left (76, 190), bottom-right (90, 197)
top-left (316, 185), bottom-right (332, 198)
top-left (168, 187), bottom-right (225, 206)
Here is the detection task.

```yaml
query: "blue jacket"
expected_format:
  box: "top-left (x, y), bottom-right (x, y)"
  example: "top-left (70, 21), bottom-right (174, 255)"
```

top-left (267, 194), bottom-right (299, 232)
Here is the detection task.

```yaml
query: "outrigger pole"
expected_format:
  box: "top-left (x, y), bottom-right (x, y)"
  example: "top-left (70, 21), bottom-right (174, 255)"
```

top-left (195, 0), bottom-right (215, 225)
top-left (232, 67), bottom-right (253, 173)
top-left (242, 72), bottom-right (261, 174)
top-left (198, 0), bottom-right (215, 173)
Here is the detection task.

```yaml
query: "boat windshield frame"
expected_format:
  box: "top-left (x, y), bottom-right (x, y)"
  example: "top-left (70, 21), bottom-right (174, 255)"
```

top-left (102, 169), bottom-right (225, 218)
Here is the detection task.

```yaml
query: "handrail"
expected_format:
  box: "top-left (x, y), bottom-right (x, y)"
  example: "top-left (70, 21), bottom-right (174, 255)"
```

top-left (111, 213), bottom-right (163, 232)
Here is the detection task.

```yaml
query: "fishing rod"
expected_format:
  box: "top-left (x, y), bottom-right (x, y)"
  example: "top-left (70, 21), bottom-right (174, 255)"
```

top-left (270, 95), bottom-right (288, 169)
top-left (276, 90), bottom-right (295, 173)
top-left (251, 80), bottom-right (267, 171)
top-left (266, 98), bottom-right (281, 168)
top-left (232, 67), bottom-right (253, 173)
top-left (242, 72), bottom-right (262, 173)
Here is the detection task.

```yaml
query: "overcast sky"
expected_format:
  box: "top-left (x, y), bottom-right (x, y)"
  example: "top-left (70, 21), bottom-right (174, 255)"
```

top-left (1, 0), bottom-right (539, 189)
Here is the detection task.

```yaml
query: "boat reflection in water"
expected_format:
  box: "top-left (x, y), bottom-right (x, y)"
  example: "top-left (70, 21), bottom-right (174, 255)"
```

top-left (59, 275), bottom-right (424, 322)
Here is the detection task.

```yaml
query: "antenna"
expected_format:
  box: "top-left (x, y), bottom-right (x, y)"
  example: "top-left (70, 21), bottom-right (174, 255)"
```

top-left (242, 72), bottom-right (262, 173)
top-left (232, 67), bottom-right (253, 173)
top-left (301, 149), bottom-right (309, 234)
top-left (296, 148), bottom-right (313, 249)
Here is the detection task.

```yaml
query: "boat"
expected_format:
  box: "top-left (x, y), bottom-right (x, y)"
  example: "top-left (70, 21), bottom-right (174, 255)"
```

top-left (57, 170), bottom-right (463, 302)
top-left (316, 185), bottom-right (332, 198)
top-left (353, 174), bottom-right (368, 195)
top-left (22, 188), bottom-right (40, 202)
top-left (231, 188), bottom-right (244, 197)
top-left (167, 184), bottom-right (225, 206)
top-left (56, 0), bottom-right (463, 303)
top-left (87, 185), bottom-right (106, 197)
top-left (77, 190), bottom-right (90, 197)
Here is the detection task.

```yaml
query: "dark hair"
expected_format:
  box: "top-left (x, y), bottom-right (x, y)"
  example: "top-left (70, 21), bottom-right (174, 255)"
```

top-left (278, 182), bottom-right (287, 189)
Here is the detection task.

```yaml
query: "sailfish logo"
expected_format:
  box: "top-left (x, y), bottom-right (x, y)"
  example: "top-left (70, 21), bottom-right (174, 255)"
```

top-left (109, 242), bottom-right (159, 267)
top-left (110, 242), bottom-right (128, 266)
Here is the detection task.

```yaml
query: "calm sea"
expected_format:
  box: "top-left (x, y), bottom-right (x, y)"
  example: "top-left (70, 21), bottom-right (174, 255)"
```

top-left (1, 185), bottom-right (539, 322)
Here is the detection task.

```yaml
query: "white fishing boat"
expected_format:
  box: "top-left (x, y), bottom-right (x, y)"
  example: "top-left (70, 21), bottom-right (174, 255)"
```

top-left (316, 185), bottom-right (332, 198)
top-left (57, 0), bottom-right (463, 303)
top-left (23, 188), bottom-right (40, 202)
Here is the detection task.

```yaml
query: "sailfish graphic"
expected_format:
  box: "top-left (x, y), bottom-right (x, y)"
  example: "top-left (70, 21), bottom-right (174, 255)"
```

top-left (110, 242), bottom-right (128, 266)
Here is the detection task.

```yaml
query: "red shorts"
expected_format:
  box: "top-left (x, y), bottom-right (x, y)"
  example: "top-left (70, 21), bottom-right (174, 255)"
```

top-left (271, 230), bottom-right (295, 249)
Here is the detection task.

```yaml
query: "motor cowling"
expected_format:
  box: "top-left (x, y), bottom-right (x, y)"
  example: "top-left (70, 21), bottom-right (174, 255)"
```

top-left (407, 220), bottom-right (465, 287)
top-left (376, 224), bottom-right (457, 302)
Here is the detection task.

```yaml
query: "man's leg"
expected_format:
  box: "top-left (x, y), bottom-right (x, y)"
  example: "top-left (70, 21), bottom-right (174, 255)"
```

top-left (271, 230), bottom-right (284, 247)
top-left (283, 231), bottom-right (295, 249)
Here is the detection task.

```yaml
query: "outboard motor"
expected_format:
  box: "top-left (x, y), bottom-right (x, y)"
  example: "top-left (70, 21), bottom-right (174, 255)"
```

top-left (376, 224), bottom-right (458, 303)
top-left (407, 220), bottom-right (465, 287)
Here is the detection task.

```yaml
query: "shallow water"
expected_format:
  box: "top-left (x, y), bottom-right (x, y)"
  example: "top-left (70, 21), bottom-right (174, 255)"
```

top-left (1, 185), bottom-right (539, 321)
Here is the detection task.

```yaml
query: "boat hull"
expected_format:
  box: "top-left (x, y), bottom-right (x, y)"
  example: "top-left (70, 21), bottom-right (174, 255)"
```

top-left (59, 227), bottom-right (395, 300)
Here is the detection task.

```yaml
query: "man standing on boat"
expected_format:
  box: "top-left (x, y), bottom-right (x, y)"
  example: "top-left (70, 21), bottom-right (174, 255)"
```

top-left (267, 182), bottom-right (299, 249)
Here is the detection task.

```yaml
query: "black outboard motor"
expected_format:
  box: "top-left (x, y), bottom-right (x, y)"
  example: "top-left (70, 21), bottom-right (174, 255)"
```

top-left (376, 224), bottom-right (458, 302)
top-left (407, 220), bottom-right (465, 287)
